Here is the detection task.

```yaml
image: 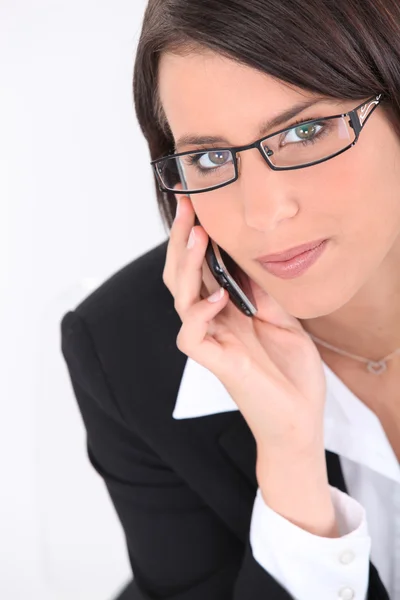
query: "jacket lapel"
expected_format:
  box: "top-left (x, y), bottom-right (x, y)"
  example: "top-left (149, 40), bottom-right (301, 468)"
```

top-left (167, 409), bottom-right (351, 544)
top-left (218, 408), bottom-right (258, 490)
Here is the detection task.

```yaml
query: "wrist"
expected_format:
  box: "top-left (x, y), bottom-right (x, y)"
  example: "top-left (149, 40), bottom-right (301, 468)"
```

top-left (256, 434), bottom-right (327, 480)
top-left (256, 449), bottom-right (339, 537)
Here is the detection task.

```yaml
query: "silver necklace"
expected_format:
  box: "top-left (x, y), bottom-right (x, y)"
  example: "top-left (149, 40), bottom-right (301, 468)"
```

top-left (307, 333), bottom-right (400, 375)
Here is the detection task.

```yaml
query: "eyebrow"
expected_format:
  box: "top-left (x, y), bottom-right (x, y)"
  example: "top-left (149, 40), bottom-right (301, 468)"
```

top-left (174, 97), bottom-right (338, 151)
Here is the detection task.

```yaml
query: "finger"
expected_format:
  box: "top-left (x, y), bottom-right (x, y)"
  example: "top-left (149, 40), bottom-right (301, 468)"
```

top-left (169, 184), bottom-right (195, 248)
top-left (176, 287), bottom-right (229, 368)
top-left (163, 184), bottom-right (195, 289)
top-left (201, 257), bottom-right (255, 328)
top-left (174, 224), bottom-right (210, 319)
top-left (200, 259), bottom-right (219, 298)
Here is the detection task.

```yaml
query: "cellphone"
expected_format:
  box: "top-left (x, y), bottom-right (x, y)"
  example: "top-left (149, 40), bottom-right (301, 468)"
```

top-left (193, 213), bottom-right (257, 317)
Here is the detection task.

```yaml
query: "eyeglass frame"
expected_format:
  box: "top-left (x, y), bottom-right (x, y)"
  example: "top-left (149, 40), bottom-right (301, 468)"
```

top-left (150, 93), bottom-right (384, 195)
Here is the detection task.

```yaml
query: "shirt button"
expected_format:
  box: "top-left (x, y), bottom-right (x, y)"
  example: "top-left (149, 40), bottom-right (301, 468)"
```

top-left (338, 587), bottom-right (355, 599)
top-left (339, 550), bottom-right (355, 565)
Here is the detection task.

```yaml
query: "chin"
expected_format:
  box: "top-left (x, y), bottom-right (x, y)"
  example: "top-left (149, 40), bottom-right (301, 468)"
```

top-left (248, 274), bottom-right (348, 320)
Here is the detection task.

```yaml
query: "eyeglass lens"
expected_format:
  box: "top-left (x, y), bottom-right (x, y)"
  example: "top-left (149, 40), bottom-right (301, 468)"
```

top-left (157, 115), bottom-right (356, 193)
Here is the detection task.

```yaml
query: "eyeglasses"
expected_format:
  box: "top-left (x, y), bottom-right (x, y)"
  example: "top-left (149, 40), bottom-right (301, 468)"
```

top-left (151, 93), bottom-right (384, 195)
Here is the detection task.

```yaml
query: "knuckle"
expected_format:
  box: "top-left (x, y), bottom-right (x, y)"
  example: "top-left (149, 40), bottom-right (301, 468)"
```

top-left (173, 297), bottom-right (184, 319)
top-left (162, 268), bottom-right (170, 288)
top-left (176, 327), bottom-right (189, 353)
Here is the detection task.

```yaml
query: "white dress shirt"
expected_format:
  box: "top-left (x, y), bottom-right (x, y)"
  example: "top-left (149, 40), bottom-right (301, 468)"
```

top-left (172, 357), bottom-right (400, 600)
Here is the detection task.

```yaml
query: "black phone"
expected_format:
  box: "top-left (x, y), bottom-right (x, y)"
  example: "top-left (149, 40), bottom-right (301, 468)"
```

top-left (193, 214), bottom-right (258, 317)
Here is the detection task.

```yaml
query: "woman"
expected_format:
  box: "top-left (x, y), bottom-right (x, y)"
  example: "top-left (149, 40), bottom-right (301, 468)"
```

top-left (61, 1), bottom-right (400, 598)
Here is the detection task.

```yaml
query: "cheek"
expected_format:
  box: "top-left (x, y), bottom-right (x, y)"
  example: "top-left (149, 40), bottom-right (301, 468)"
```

top-left (339, 152), bottom-right (400, 249)
top-left (192, 195), bottom-right (242, 247)
top-left (339, 119), bottom-right (400, 237)
top-left (303, 144), bottom-right (386, 243)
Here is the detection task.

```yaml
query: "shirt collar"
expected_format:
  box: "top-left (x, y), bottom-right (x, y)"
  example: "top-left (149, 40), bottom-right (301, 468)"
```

top-left (173, 357), bottom-right (400, 484)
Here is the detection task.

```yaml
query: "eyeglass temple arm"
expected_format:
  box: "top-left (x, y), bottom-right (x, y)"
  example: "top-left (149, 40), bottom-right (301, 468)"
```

top-left (350, 94), bottom-right (383, 136)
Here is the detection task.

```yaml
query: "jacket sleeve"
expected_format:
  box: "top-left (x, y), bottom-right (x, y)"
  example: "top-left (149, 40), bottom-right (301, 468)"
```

top-left (60, 310), bottom-right (385, 600)
top-left (60, 309), bottom-right (299, 599)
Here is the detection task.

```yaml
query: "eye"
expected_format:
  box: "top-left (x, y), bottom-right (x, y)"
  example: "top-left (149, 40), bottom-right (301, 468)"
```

top-left (281, 120), bottom-right (324, 145)
top-left (196, 150), bottom-right (232, 169)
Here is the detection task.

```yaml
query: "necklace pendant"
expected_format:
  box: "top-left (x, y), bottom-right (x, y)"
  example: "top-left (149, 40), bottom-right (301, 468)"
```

top-left (367, 360), bottom-right (387, 375)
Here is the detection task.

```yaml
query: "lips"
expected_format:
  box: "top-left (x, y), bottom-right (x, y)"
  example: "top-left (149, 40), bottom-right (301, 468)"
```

top-left (257, 239), bottom-right (329, 279)
top-left (256, 238), bottom-right (327, 263)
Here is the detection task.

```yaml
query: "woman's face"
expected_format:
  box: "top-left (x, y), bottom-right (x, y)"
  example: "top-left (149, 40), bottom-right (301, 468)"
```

top-left (158, 50), bottom-right (400, 319)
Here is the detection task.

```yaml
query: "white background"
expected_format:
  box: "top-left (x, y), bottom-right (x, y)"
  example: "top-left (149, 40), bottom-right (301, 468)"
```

top-left (0, 1), bottom-right (167, 598)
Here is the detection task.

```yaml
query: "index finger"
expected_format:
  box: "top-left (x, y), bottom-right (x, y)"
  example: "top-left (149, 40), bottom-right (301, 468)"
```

top-left (163, 184), bottom-right (195, 287)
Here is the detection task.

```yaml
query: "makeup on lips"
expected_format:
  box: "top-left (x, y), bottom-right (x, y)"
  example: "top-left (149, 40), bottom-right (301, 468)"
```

top-left (256, 239), bottom-right (329, 279)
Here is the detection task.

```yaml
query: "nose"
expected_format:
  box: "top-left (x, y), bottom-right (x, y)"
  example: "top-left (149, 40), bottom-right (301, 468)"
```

top-left (237, 149), bottom-right (299, 231)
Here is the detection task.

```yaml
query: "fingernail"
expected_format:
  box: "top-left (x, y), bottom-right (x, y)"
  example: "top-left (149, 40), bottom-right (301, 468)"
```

top-left (207, 287), bottom-right (224, 303)
top-left (187, 227), bottom-right (195, 249)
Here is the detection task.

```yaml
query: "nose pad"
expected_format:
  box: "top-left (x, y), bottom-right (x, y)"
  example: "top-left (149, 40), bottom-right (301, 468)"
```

top-left (237, 147), bottom-right (275, 178)
top-left (259, 143), bottom-right (274, 162)
top-left (237, 146), bottom-right (274, 168)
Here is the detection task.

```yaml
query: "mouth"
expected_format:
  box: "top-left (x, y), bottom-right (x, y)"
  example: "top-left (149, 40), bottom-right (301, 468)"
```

top-left (256, 238), bottom-right (327, 262)
top-left (256, 239), bottom-right (329, 280)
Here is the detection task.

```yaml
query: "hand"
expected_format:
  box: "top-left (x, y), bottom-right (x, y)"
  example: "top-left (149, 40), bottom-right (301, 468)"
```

top-left (163, 190), bottom-right (327, 458)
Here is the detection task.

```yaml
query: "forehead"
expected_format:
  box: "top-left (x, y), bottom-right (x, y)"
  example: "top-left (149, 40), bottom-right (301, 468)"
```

top-left (158, 51), bottom-right (320, 143)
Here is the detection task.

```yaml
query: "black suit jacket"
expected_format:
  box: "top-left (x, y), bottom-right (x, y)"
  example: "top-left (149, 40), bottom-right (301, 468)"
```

top-left (60, 240), bottom-right (390, 600)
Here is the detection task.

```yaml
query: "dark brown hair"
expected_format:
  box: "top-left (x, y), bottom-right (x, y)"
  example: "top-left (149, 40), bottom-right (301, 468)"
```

top-left (133, 0), bottom-right (400, 231)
